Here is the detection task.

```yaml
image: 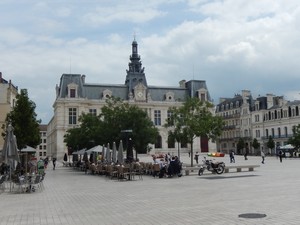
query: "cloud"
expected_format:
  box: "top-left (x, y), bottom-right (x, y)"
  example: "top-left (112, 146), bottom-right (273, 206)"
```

top-left (1, 0), bottom-right (300, 123)
top-left (82, 7), bottom-right (166, 26)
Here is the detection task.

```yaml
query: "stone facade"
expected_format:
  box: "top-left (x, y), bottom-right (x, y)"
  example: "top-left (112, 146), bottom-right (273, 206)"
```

top-left (47, 40), bottom-right (215, 160)
top-left (216, 90), bottom-right (300, 155)
top-left (0, 72), bottom-right (18, 149)
top-left (36, 124), bottom-right (47, 158)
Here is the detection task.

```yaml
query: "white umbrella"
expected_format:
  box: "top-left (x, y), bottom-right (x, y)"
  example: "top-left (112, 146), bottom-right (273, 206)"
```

top-left (20, 145), bottom-right (36, 153)
top-left (101, 145), bottom-right (105, 162)
top-left (112, 142), bottom-right (117, 163)
top-left (106, 143), bottom-right (111, 164)
top-left (2, 124), bottom-right (20, 163)
top-left (280, 144), bottom-right (294, 149)
top-left (86, 145), bottom-right (102, 154)
top-left (2, 123), bottom-right (20, 191)
top-left (73, 148), bottom-right (86, 155)
top-left (117, 140), bottom-right (124, 164)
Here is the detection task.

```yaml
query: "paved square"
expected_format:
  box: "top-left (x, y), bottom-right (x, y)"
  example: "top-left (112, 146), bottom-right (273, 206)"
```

top-left (0, 154), bottom-right (299, 225)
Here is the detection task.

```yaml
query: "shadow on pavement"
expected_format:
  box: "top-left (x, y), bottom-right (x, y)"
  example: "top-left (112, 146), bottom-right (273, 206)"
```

top-left (199, 174), bottom-right (259, 180)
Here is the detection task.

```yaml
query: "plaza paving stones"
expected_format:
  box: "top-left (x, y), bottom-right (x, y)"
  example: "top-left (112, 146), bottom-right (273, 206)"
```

top-left (1, 154), bottom-right (300, 225)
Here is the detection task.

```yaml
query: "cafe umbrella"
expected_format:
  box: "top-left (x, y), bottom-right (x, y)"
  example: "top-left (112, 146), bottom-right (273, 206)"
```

top-left (112, 142), bottom-right (117, 163)
top-left (117, 140), bottom-right (124, 164)
top-left (101, 145), bottom-right (105, 162)
top-left (2, 123), bottom-right (20, 191)
top-left (106, 143), bottom-right (111, 164)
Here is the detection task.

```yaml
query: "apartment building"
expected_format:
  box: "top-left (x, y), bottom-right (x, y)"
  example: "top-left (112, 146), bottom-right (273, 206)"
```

top-left (0, 72), bottom-right (18, 149)
top-left (216, 90), bottom-right (300, 155)
top-left (36, 124), bottom-right (47, 158)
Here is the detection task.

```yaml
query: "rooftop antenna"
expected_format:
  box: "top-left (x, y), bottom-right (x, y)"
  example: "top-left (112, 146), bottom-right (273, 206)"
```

top-left (191, 64), bottom-right (195, 97)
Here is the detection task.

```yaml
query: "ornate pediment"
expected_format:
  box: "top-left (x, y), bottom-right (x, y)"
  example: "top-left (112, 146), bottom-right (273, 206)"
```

top-left (165, 92), bottom-right (175, 102)
top-left (134, 83), bottom-right (147, 101)
top-left (102, 89), bottom-right (112, 99)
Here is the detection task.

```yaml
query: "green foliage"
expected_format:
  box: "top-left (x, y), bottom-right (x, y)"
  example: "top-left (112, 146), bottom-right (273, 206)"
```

top-left (64, 97), bottom-right (159, 154)
top-left (267, 136), bottom-right (275, 150)
top-left (288, 124), bottom-right (300, 150)
top-left (252, 138), bottom-right (260, 150)
top-left (237, 138), bottom-right (245, 153)
top-left (4, 89), bottom-right (41, 149)
top-left (165, 97), bottom-right (224, 166)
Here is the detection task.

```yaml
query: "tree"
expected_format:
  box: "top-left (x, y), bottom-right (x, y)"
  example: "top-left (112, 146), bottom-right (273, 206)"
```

top-left (252, 138), bottom-right (260, 155)
top-left (165, 97), bottom-right (224, 166)
top-left (64, 97), bottom-right (159, 157)
top-left (237, 138), bottom-right (245, 155)
top-left (3, 89), bottom-right (41, 149)
top-left (100, 97), bottom-right (159, 155)
top-left (64, 113), bottom-right (102, 152)
top-left (288, 124), bottom-right (300, 150)
top-left (267, 136), bottom-right (275, 154)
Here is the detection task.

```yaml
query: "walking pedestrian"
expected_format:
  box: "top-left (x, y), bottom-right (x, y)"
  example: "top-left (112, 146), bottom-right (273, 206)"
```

top-left (52, 157), bottom-right (57, 170)
top-left (278, 150), bottom-right (283, 163)
top-left (261, 150), bottom-right (265, 164)
top-left (194, 152), bottom-right (199, 164)
top-left (230, 150), bottom-right (235, 163)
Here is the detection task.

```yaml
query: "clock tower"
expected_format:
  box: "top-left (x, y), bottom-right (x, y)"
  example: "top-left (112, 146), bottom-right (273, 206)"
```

top-left (125, 38), bottom-right (148, 99)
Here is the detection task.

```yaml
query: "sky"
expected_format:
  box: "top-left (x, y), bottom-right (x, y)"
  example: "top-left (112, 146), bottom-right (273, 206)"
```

top-left (1, 0), bottom-right (300, 124)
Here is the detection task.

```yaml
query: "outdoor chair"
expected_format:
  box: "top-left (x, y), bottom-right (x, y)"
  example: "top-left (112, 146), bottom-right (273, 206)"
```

top-left (31, 174), bottom-right (43, 192)
top-left (134, 163), bottom-right (144, 180)
top-left (12, 175), bottom-right (29, 193)
top-left (97, 164), bottom-right (105, 175)
top-left (152, 164), bottom-right (160, 178)
top-left (117, 166), bottom-right (130, 181)
top-left (105, 165), bottom-right (118, 179)
top-left (0, 174), bottom-right (8, 191)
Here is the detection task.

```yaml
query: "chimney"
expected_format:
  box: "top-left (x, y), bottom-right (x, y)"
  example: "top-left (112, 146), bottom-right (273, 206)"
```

top-left (179, 80), bottom-right (186, 88)
top-left (81, 75), bottom-right (86, 83)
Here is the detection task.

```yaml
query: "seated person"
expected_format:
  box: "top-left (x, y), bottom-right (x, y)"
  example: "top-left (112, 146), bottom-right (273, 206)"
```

top-left (168, 156), bottom-right (182, 177)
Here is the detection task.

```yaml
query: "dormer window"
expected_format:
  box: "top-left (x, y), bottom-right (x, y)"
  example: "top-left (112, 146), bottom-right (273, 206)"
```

top-left (165, 92), bottom-right (175, 102)
top-left (70, 89), bottom-right (76, 98)
top-left (197, 88), bottom-right (207, 101)
top-left (102, 89), bottom-right (112, 100)
top-left (67, 83), bottom-right (78, 98)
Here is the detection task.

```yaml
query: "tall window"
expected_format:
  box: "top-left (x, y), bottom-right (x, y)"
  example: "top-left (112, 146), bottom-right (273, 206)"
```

top-left (167, 135), bottom-right (175, 148)
top-left (70, 89), bottom-right (76, 98)
top-left (271, 128), bottom-right (275, 137)
top-left (154, 110), bottom-right (161, 126)
top-left (284, 127), bottom-right (288, 137)
top-left (155, 135), bottom-right (162, 148)
top-left (69, 108), bottom-right (77, 125)
top-left (167, 110), bottom-right (173, 125)
top-left (89, 109), bottom-right (97, 116)
top-left (278, 127), bottom-right (281, 137)
top-left (255, 130), bottom-right (260, 138)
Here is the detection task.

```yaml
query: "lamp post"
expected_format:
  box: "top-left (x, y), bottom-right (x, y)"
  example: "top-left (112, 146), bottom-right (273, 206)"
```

top-left (121, 129), bottom-right (133, 163)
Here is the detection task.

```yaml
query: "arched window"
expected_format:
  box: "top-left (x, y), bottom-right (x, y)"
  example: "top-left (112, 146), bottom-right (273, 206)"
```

top-left (167, 135), bottom-right (175, 148)
top-left (155, 135), bottom-right (162, 148)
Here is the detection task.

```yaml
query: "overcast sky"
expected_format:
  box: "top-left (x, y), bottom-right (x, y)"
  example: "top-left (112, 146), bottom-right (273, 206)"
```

top-left (1, 0), bottom-right (300, 124)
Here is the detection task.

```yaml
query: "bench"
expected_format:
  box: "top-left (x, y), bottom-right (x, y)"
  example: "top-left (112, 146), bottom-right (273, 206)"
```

top-left (62, 161), bottom-right (69, 167)
top-left (224, 165), bottom-right (260, 173)
top-left (183, 167), bottom-right (200, 175)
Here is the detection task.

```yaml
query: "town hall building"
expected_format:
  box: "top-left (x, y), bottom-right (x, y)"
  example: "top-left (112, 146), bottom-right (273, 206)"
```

top-left (47, 39), bottom-right (215, 160)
